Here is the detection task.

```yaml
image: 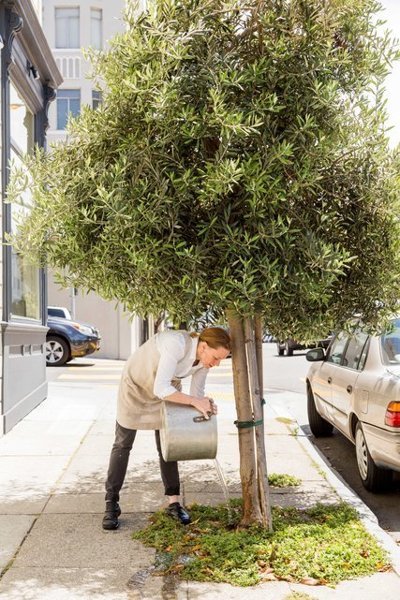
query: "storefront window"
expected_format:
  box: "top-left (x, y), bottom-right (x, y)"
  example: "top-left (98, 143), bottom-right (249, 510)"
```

top-left (9, 83), bottom-right (41, 320)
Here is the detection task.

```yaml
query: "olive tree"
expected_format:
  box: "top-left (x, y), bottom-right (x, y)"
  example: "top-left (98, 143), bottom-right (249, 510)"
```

top-left (9, 0), bottom-right (400, 527)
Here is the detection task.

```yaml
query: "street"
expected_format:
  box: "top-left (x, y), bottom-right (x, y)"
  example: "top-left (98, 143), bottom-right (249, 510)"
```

top-left (260, 342), bottom-right (400, 545)
top-left (46, 343), bottom-right (400, 545)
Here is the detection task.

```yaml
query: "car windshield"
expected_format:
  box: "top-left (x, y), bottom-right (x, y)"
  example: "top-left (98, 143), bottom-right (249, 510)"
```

top-left (48, 307), bottom-right (71, 319)
top-left (381, 318), bottom-right (400, 365)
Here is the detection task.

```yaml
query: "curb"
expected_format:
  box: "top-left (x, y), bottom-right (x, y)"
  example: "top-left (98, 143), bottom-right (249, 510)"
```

top-left (268, 396), bottom-right (400, 577)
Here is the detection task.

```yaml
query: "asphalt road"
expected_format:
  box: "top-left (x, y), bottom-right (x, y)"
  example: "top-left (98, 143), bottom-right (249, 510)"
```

top-left (46, 359), bottom-right (98, 382)
top-left (261, 342), bottom-right (400, 544)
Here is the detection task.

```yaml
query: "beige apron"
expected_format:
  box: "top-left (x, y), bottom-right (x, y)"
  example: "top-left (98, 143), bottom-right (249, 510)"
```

top-left (116, 332), bottom-right (192, 430)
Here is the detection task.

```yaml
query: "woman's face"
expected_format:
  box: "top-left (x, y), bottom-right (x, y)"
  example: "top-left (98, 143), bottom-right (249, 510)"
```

top-left (198, 341), bottom-right (230, 368)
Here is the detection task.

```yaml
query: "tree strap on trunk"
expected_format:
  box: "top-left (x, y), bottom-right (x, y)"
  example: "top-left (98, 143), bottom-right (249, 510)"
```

top-left (234, 398), bottom-right (266, 429)
top-left (234, 418), bottom-right (264, 429)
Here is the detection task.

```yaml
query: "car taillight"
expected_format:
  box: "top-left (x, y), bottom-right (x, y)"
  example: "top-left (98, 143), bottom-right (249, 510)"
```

top-left (385, 402), bottom-right (400, 427)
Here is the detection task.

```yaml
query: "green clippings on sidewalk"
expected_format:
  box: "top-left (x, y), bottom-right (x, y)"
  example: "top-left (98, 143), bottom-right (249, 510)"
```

top-left (268, 473), bottom-right (301, 487)
top-left (132, 500), bottom-right (390, 587)
top-left (276, 417), bottom-right (295, 425)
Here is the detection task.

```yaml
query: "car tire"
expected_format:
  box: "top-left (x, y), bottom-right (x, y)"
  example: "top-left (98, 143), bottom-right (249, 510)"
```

top-left (46, 335), bottom-right (70, 366)
top-left (285, 342), bottom-right (293, 356)
top-left (277, 343), bottom-right (284, 356)
top-left (355, 422), bottom-right (392, 492)
top-left (307, 384), bottom-right (334, 437)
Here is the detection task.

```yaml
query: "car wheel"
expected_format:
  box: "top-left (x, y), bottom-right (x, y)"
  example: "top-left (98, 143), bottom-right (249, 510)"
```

top-left (285, 342), bottom-right (293, 356)
top-left (355, 423), bottom-right (392, 492)
top-left (307, 384), bottom-right (334, 437)
top-left (46, 335), bottom-right (70, 366)
top-left (277, 342), bottom-right (284, 356)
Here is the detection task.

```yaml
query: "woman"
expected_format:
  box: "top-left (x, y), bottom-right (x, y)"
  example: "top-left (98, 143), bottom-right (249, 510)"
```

top-left (102, 326), bottom-right (231, 530)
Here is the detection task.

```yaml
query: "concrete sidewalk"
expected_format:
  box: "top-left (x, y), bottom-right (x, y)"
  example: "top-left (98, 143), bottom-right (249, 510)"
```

top-left (1, 358), bottom-right (400, 599)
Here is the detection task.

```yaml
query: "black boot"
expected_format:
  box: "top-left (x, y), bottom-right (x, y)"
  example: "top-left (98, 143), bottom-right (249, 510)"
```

top-left (102, 501), bottom-right (121, 530)
top-left (166, 502), bottom-right (191, 525)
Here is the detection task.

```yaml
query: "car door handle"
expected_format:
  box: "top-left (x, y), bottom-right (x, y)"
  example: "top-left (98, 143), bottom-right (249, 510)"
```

top-left (347, 385), bottom-right (353, 394)
top-left (327, 377), bottom-right (332, 384)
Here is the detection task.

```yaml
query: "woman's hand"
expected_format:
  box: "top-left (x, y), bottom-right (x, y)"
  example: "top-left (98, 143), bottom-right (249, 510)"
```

top-left (191, 397), bottom-right (218, 419)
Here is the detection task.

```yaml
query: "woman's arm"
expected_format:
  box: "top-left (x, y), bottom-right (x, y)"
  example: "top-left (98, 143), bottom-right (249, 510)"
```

top-left (153, 333), bottom-right (215, 418)
top-left (163, 390), bottom-right (216, 419)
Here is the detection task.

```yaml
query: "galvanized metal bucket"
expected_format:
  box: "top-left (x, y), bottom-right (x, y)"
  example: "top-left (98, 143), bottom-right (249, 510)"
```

top-left (160, 401), bottom-right (218, 461)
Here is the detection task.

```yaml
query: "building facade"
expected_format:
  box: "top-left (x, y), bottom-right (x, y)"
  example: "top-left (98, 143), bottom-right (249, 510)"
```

top-left (42, 0), bottom-right (150, 359)
top-left (0, 0), bottom-right (62, 434)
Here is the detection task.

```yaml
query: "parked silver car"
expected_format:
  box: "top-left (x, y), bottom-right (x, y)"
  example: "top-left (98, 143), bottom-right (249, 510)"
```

top-left (306, 319), bottom-right (400, 492)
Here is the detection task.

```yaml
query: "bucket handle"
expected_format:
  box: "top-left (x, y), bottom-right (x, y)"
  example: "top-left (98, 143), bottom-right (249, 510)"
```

top-left (193, 399), bottom-right (214, 423)
top-left (193, 414), bottom-right (212, 423)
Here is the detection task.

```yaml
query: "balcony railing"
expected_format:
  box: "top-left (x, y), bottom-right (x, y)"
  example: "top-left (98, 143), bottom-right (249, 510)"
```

top-left (53, 49), bottom-right (82, 80)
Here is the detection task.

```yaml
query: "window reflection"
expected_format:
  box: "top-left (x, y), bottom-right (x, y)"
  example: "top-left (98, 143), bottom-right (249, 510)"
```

top-left (381, 319), bottom-right (400, 364)
top-left (9, 83), bottom-right (40, 320)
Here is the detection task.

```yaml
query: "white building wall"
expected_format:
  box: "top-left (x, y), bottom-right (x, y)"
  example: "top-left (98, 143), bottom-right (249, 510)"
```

top-left (43, 0), bottom-right (127, 145)
top-left (47, 279), bottom-right (141, 358)
top-left (42, 0), bottom-right (148, 359)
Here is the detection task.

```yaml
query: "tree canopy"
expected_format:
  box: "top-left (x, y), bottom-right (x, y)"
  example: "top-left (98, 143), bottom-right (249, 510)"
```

top-left (9, 0), bottom-right (400, 339)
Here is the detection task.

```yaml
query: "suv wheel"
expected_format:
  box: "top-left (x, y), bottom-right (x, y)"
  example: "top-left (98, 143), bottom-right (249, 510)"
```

top-left (355, 423), bottom-right (392, 492)
top-left (46, 335), bottom-right (70, 366)
top-left (307, 384), bottom-right (333, 437)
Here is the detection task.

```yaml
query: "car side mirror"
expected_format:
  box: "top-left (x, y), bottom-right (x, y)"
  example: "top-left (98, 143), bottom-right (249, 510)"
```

top-left (306, 347), bottom-right (325, 362)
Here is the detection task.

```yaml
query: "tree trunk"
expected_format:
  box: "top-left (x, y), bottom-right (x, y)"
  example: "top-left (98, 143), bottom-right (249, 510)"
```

top-left (254, 314), bottom-right (263, 395)
top-left (245, 317), bottom-right (272, 531)
top-left (227, 309), bottom-right (262, 525)
top-left (227, 309), bottom-right (272, 529)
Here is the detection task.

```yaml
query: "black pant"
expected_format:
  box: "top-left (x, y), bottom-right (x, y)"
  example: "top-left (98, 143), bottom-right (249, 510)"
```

top-left (105, 421), bottom-right (180, 502)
